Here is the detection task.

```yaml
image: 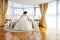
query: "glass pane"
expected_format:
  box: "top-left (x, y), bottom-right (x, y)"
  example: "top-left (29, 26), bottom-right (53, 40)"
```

top-left (6, 7), bottom-right (12, 19)
top-left (6, 0), bottom-right (14, 20)
top-left (24, 8), bottom-right (34, 15)
top-left (13, 3), bottom-right (24, 8)
top-left (14, 9), bottom-right (23, 15)
top-left (24, 8), bottom-right (34, 20)
top-left (58, 0), bottom-right (60, 13)
top-left (8, 0), bottom-right (12, 7)
top-left (35, 8), bottom-right (41, 19)
top-left (13, 9), bottom-right (23, 20)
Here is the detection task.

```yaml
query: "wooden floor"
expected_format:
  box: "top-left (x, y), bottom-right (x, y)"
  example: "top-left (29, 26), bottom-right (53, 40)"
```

top-left (0, 26), bottom-right (59, 40)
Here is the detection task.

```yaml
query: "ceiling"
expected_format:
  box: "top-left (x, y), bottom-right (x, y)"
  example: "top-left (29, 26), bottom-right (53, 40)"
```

top-left (10, 0), bottom-right (56, 5)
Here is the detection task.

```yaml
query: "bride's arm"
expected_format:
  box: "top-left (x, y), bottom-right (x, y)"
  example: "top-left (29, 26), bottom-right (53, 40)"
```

top-left (27, 15), bottom-right (32, 22)
top-left (17, 15), bottom-right (23, 22)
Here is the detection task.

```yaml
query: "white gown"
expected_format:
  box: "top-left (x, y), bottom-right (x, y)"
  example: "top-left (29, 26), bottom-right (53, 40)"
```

top-left (14, 16), bottom-right (33, 31)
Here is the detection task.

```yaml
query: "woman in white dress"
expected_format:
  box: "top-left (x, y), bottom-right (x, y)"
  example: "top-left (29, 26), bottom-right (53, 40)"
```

top-left (14, 11), bottom-right (33, 31)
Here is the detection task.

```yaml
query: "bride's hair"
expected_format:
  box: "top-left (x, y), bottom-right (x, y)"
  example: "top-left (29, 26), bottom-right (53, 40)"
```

top-left (23, 11), bottom-right (27, 14)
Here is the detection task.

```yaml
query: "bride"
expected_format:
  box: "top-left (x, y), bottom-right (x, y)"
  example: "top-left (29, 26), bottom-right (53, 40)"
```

top-left (14, 11), bottom-right (33, 31)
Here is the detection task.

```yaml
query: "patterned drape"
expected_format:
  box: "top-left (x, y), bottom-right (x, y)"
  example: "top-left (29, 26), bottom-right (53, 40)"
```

top-left (0, 0), bottom-right (8, 26)
top-left (39, 3), bottom-right (48, 27)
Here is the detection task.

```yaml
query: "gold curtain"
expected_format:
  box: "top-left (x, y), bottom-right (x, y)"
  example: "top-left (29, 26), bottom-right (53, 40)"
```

top-left (39, 3), bottom-right (48, 27)
top-left (0, 0), bottom-right (8, 26)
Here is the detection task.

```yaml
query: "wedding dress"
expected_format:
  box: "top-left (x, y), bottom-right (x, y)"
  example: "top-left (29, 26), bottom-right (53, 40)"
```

top-left (14, 16), bottom-right (33, 31)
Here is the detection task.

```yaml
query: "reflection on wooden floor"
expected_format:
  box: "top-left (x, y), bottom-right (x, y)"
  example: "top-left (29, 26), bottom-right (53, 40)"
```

top-left (40, 27), bottom-right (47, 40)
top-left (0, 26), bottom-right (59, 40)
top-left (0, 27), bottom-right (40, 40)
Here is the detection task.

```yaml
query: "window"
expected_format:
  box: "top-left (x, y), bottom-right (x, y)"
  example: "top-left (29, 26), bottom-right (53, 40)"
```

top-left (6, 0), bottom-right (41, 20)
top-left (24, 8), bottom-right (34, 20)
top-left (58, 0), bottom-right (60, 30)
top-left (35, 8), bottom-right (41, 19)
top-left (13, 3), bottom-right (24, 8)
top-left (58, 0), bottom-right (60, 13)
top-left (46, 1), bottom-right (56, 28)
top-left (14, 9), bottom-right (23, 19)
top-left (24, 8), bottom-right (34, 15)
top-left (6, 7), bottom-right (12, 19)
